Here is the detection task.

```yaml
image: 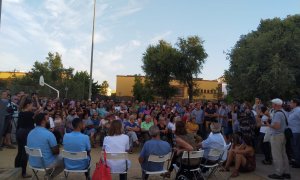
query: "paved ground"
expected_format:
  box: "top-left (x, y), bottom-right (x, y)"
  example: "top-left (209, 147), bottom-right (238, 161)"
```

top-left (0, 147), bottom-right (299, 180)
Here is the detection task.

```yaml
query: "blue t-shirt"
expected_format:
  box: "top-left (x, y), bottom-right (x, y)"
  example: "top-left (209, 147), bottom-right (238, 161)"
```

top-left (27, 127), bottom-right (57, 167)
top-left (63, 131), bottom-right (91, 170)
top-left (139, 139), bottom-right (171, 172)
top-left (124, 121), bottom-right (139, 129)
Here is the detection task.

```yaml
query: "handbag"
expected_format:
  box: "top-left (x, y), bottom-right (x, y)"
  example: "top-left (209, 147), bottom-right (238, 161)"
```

top-left (276, 110), bottom-right (293, 140)
top-left (92, 151), bottom-right (112, 180)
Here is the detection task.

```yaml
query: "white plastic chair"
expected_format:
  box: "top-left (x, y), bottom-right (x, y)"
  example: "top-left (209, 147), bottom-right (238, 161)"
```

top-left (61, 150), bottom-right (91, 179)
top-left (200, 149), bottom-right (223, 180)
top-left (105, 152), bottom-right (129, 179)
top-left (143, 152), bottom-right (172, 179)
top-left (174, 150), bottom-right (204, 180)
top-left (25, 146), bottom-right (54, 180)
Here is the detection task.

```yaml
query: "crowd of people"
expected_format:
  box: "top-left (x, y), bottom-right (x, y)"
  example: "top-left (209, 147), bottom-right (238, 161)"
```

top-left (1, 89), bottom-right (300, 180)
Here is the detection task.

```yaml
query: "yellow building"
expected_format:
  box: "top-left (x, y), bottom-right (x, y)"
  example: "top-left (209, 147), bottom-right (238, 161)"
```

top-left (0, 71), bottom-right (26, 79)
top-left (116, 75), bottom-right (220, 100)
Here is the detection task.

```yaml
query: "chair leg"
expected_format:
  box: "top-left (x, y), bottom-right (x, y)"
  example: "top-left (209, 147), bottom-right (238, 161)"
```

top-left (32, 169), bottom-right (39, 180)
top-left (64, 171), bottom-right (68, 179)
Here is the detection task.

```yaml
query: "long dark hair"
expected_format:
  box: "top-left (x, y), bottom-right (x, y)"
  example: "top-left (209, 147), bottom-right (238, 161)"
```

top-left (108, 120), bottom-right (123, 136)
top-left (175, 121), bottom-right (187, 136)
top-left (19, 95), bottom-right (32, 111)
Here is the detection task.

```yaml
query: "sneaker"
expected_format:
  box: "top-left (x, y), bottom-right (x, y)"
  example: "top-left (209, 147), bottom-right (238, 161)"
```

top-left (268, 174), bottom-right (284, 179)
top-left (282, 174), bottom-right (291, 179)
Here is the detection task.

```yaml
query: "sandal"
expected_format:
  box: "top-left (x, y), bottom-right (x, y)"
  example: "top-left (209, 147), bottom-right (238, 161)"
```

top-left (230, 170), bottom-right (239, 178)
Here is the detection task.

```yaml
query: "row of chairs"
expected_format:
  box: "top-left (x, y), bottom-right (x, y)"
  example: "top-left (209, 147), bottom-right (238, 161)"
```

top-left (25, 143), bottom-right (231, 180)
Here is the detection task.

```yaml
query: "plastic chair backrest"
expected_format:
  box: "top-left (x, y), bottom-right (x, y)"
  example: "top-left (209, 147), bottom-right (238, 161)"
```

top-left (106, 152), bottom-right (129, 160)
top-left (148, 152), bottom-right (172, 163)
top-left (25, 146), bottom-right (42, 157)
top-left (208, 149), bottom-right (222, 159)
top-left (62, 150), bottom-right (88, 160)
top-left (182, 150), bottom-right (204, 159)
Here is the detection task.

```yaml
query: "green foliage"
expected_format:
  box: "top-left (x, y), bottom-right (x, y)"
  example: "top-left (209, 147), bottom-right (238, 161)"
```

top-left (142, 40), bottom-right (178, 100)
top-left (174, 36), bottom-right (208, 102)
top-left (132, 75), bottom-right (154, 102)
top-left (10, 52), bottom-right (104, 100)
top-left (225, 15), bottom-right (300, 101)
top-left (99, 81), bottom-right (109, 96)
top-left (142, 36), bottom-right (207, 102)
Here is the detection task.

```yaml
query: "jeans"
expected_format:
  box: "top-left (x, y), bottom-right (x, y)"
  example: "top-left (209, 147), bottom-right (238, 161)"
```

top-left (127, 131), bottom-right (138, 148)
top-left (15, 128), bottom-right (31, 175)
top-left (292, 133), bottom-right (300, 165)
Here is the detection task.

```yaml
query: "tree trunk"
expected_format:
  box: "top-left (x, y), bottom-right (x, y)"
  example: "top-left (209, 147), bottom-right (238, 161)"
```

top-left (188, 83), bottom-right (193, 103)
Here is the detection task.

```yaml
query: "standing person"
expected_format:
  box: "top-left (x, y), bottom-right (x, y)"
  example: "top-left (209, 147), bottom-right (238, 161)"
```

top-left (191, 102), bottom-right (205, 138)
top-left (204, 102), bottom-right (217, 137)
top-left (10, 95), bottom-right (19, 145)
top-left (103, 120), bottom-right (130, 180)
top-left (15, 95), bottom-right (41, 178)
top-left (267, 98), bottom-right (291, 179)
top-left (257, 106), bottom-right (272, 165)
top-left (139, 126), bottom-right (171, 180)
top-left (0, 90), bottom-right (9, 151)
top-left (288, 98), bottom-right (300, 168)
top-left (63, 118), bottom-right (91, 179)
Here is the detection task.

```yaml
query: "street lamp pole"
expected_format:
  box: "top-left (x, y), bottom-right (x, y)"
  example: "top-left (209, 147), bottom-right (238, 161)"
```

top-left (88, 0), bottom-right (96, 101)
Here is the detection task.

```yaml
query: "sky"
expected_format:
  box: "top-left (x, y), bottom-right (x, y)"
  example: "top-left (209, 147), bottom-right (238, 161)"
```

top-left (0, 0), bottom-right (299, 90)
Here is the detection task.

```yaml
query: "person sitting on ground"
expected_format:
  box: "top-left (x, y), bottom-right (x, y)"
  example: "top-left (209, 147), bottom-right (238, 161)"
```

top-left (139, 126), bottom-right (171, 180)
top-left (27, 113), bottom-right (64, 178)
top-left (63, 118), bottom-right (91, 179)
top-left (103, 120), bottom-right (130, 180)
top-left (124, 115), bottom-right (140, 153)
top-left (222, 135), bottom-right (256, 178)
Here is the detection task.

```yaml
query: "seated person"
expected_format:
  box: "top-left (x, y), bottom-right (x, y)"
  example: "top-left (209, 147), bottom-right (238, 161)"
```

top-left (63, 118), bottom-right (91, 179)
top-left (82, 111), bottom-right (97, 147)
top-left (223, 135), bottom-right (256, 177)
top-left (141, 115), bottom-right (154, 141)
top-left (27, 113), bottom-right (64, 178)
top-left (139, 126), bottom-right (171, 180)
top-left (162, 121), bottom-right (200, 178)
top-left (157, 116), bottom-right (168, 141)
top-left (103, 120), bottom-right (131, 180)
top-left (199, 120), bottom-right (226, 162)
top-left (124, 115), bottom-right (140, 153)
top-left (186, 116), bottom-right (199, 135)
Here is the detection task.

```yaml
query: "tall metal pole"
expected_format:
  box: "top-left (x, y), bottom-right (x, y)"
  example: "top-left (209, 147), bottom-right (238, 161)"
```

top-left (88, 0), bottom-right (96, 101)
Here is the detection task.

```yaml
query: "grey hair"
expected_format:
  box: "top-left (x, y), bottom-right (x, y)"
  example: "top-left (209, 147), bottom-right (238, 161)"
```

top-left (149, 125), bottom-right (160, 137)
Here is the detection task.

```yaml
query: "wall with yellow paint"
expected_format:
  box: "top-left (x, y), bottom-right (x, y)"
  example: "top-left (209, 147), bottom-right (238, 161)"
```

top-left (0, 71), bottom-right (26, 79)
top-left (116, 75), bottom-right (220, 100)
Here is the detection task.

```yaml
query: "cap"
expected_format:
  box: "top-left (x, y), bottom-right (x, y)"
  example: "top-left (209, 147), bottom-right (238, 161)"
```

top-left (271, 98), bottom-right (283, 105)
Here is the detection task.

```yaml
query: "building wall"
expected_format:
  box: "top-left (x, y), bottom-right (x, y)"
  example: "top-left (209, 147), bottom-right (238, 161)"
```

top-left (0, 71), bottom-right (26, 79)
top-left (116, 75), bottom-right (219, 100)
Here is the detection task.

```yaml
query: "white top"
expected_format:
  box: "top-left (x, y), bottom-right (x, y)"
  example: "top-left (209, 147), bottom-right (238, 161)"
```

top-left (103, 134), bottom-right (130, 173)
top-left (48, 117), bottom-right (55, 129)
top-left (260, 115), bottom-right (269, 133)
top-left (167, 122), bottom-right (175, 131)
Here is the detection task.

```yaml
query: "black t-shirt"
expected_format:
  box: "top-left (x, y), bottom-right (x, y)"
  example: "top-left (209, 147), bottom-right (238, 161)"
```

top-left (17, 111), bottom-right (35, 130)
top-left (205, 107), bottom-right (216, 122)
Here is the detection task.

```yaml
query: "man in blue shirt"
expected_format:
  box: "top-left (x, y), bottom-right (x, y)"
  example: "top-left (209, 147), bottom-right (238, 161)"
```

top-left (288, 98), bottom-right (300, 168)
top-left (27, 113), bottom-right (63, 178)
top-left (63, 118), bottom-right (91, 179)
top-left (124, 115), bottom-right (140, 153)
top-left (139, 125), bottom-right (171, 180)
top-left (191, 102), bottom-right (205, 138)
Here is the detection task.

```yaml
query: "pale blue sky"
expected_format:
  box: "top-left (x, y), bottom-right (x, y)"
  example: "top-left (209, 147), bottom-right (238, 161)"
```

top-left (0, 0), bottom-right (299, 89)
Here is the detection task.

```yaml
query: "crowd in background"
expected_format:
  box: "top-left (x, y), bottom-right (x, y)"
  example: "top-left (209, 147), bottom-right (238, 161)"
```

top-left (1, 89), bottom-right (300, 179)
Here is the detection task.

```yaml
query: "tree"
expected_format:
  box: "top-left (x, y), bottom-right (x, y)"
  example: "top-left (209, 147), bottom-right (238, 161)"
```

top-left (99, 81), bottom-right (109, 96)
top-left (132, 75), bottom-right (154, 102)
top-left (174, 36), bottom-right (208, 102)
top-left (11, 52), bottom-right (101, 100)
top-left (142, 40), bottom-right (178, 100)
top-left (225, 15), bottom-right (300, 101)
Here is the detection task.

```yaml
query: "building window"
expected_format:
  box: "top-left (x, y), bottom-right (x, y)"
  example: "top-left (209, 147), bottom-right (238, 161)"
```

top-left (204, 90), bottom-right (206, 93)
top-left (201, 89), bottom-right (203, 93)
